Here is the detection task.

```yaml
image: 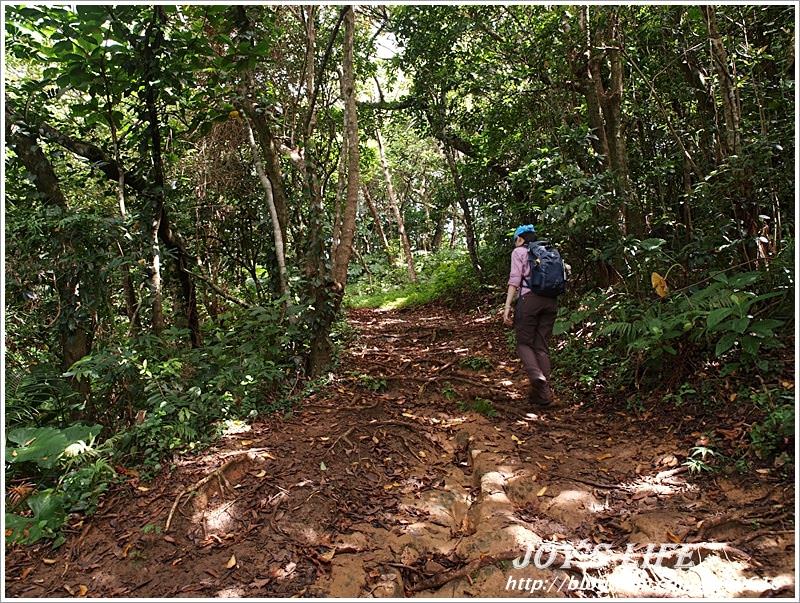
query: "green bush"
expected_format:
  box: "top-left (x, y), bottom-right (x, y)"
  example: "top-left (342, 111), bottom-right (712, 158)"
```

top-left (346, 249), bottom-right (480, 309)
top-left (63, 301), bottom-right (301, 472)
top-left (555, 269), bottom-right (789, 391)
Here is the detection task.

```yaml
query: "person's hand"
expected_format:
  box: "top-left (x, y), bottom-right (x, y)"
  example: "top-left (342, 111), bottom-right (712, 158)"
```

top-left (503, 311), bottom-right (513, 327)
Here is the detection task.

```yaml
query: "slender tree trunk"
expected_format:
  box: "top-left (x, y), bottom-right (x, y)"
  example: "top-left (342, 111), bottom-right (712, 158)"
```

top-left (243, 116), bottom-right (289, 302)
top-left (100, 53), bottom-right (140, 334)
top-left (431, 205), bottom-right (448, 252)
top-left (376, 127), bottom-right (417, 282)
top-left (331, 6), bottom-right (361, 291)
top-left (443, 145), bottom-right (483, 278)
top-left (240, 95), bottom-right (289, 238)
top-left (578, 6), bottom-right (611, 164)
top-left (157, 211), bottom-right (202, 348)
top-left (142, 9), bottom-right (167, 336)
top-left (332, 99), bottom-right (348, 252)
top-left (449, 204), bottom-right (459, 249)
top-left (702, 5), bottom-right (758, 263)
top-left (142, 11), bottom-right (201, 347)
top-left (702, 6), bottom-right (742, 158)
top-left (362, 184), bottom-right (393, 263)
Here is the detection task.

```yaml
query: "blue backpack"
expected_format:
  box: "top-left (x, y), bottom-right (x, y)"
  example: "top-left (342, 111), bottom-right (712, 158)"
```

top-left (525, 240), bottom-right (567, 297)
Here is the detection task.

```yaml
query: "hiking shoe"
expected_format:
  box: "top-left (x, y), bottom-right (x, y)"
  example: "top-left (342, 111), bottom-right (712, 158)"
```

top-left (527, 388), bottom-right (552, 407)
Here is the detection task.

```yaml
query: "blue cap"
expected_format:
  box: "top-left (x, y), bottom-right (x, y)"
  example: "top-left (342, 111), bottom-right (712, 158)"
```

top-left (514, 224), bottom-right (535, 238)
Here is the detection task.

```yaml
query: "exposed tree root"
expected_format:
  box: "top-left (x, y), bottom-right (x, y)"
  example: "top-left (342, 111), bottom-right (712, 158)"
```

top-left (164, 456), bottom-right (242, 532)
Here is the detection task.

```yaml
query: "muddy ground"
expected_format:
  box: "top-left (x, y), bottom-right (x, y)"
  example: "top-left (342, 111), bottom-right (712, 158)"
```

top-left (5, 304), bottom-right (795, 598)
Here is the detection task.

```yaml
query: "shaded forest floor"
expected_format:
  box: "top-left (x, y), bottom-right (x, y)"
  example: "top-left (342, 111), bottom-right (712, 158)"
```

top-left (5, 304), bottom-right (795, 598)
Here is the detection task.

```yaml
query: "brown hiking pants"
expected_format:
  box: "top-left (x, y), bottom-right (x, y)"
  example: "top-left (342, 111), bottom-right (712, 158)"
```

top-left (514, 292), bottom-right (558, 401)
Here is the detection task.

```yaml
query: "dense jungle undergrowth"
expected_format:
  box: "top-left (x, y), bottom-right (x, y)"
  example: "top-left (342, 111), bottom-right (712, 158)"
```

top-left (4, 3), bottom-right (795, 597)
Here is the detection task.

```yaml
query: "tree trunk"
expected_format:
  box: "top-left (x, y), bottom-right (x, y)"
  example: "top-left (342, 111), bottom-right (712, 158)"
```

top-left (243, 115), bottom-right (289, 303)
top-left (332, 97), bottom-right (348, 253)
top-left (431, 205), bottom-right (448, 252)
top-left (240, 96), bottom-right (289, 238)
top-left (376, 127), bottom-right (417, 283)
top-left (142, 8), bottom-right (204, 347)
top-left (331, 5), bottom-right (361, 291)
top-left (362, 184), bottom-right (393, 263)
top-left (101, 52), bottom-right (141, 335)
top-left (577, 6), bottom-right (611, 164)
top-left (449, 204), bottom-right (459, 249)
top-left (443, 145), bottom-right (483, 278)
top-left (142, 9), bottom-right (167, 336)
top-left (702, 5), bottom-right (758, 262)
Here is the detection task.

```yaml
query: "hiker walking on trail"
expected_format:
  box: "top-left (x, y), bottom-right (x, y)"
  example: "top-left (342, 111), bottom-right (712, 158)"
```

top-left (502, 224), bottom-right (565, 407)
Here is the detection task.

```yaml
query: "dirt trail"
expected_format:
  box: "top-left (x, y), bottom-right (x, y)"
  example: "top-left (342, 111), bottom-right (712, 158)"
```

top-left (5, 305), bottom-right (795, 598)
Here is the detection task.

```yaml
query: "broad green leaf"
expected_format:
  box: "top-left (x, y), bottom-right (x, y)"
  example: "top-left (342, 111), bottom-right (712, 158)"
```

top-left (749, 319), bottom-right (783, 337)
top-left (741, 335), bottom-right (761, 356)
top-left (715, 333), bottom-right (737, 357)
top-left (730, 317), bottom-right (750, 334)
top-left (707, 307), bottom-right (733, 330)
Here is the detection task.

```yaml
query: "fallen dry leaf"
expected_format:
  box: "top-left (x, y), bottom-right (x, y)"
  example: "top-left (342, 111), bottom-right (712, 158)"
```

top-left (255, 470), bottom-right (267, 478)
top-left (418, 451), bottom-right (426, 458)
top-left (42, 558), bottom-right (57, 565)
top-left (77, 584), bottom-right (88, 597)
top-left (163, 535), bottom-right (176, 544)
top-left (666, 531), bottom-right (682, 543)
top-left (318, 548), bottom-right (336, 562)
top-left (226, 554), bottom-right (237, 569)
top-left (596, 453), bottom-right (613, 461)
top-left (63, 584), bottom-right (74, 596)
top-left (536, 486), bottom-right (548, 497)
top-left (20, 567), bottom-right (33, 580)
top-left (511, 435), bottom-right (523, 445)
top-left (136, 486), bottom-right (150, 492)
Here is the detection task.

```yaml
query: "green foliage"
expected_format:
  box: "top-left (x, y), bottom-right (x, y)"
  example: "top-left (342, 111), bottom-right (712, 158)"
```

top-left (5, 423), bottom-right (118, 545)
top-left (346, 249), bottom-right (480, 309)
top-left (662, 383), bottom-right (697, 407)
top-left (63, 302), bottom-right (301, 473)
top-left (441, 383), bottom-right (458, 401)
top-left (750, 396), bottom-right (794, 460)
top-left (459, 355), bottom-right (493, 371)
top-left (5, 490), bottom-right (67, 547)
top-left (141, 523), bottom-right (163, 535)
top-left (459, 397), bottom-right (498, 418)
top-left (353, 373), bottom-right (387, 392)
top-left (684, 445), bottom-right (720, 474)
top-left (6, 424), bottom-right (102, 469)
top-left (60, 458), bottom-right (116, 515)
top-left (556, 267), bottom-right (789, 392)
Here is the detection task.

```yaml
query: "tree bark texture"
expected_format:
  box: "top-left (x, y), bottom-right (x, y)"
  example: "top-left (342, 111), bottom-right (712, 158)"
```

top-left (331, 6), bottom-right (361, 290)
top-left (243, 115), bottom-right (289, 302)
top-left (444, 145), bottom-right (483, 278)
top-left (376, 127), bottom-right (417, 283)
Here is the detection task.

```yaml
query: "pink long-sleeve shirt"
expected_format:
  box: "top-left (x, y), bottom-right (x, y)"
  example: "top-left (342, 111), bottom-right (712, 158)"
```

top-left (508, 246), bottom-right (531, 297)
